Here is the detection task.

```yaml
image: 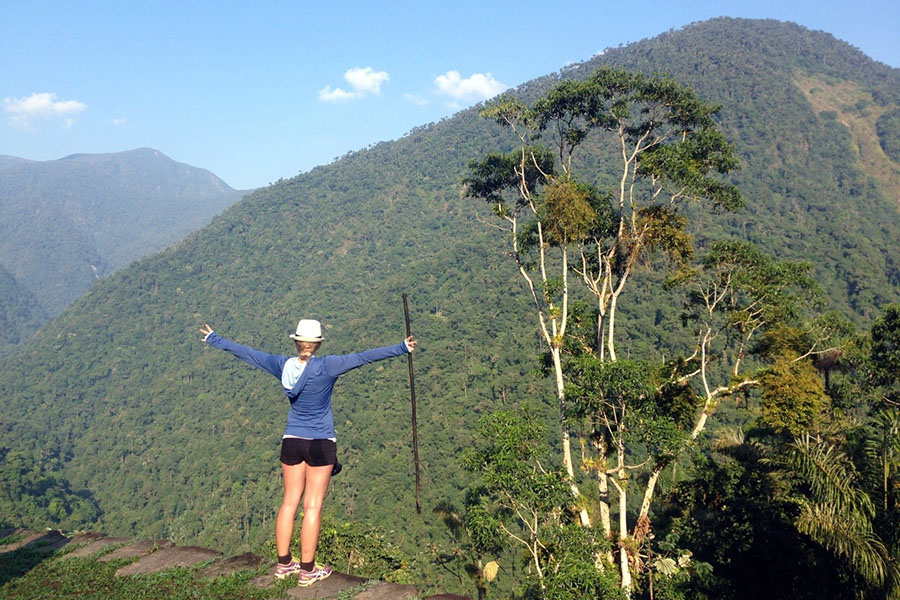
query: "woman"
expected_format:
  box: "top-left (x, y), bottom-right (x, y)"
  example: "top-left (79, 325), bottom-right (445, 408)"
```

top-left (200, 318), bottom-right (416, 587)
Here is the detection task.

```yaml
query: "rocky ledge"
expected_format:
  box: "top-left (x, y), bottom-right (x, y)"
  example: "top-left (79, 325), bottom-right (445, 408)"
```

top-left (0, 528), bottom-right (470, 600)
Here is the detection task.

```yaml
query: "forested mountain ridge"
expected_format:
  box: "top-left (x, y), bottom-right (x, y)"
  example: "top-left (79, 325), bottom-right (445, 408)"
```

top-left (0, 17), bottom-right (898, 594)
top-left (0, 263), bottom-right (46, 355)
top-left (0, 148), bottom-right (248, 349)
top-left (592, 18), bottom-right (900, 320)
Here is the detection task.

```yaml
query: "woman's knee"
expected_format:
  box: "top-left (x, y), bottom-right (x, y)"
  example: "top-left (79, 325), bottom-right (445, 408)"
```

top-left (280, 495), bottom-right (302, 512)
top-left (303, 496), bottom-right (324, 514)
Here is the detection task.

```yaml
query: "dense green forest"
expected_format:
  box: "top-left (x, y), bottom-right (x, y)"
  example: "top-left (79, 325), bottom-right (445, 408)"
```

top-left (0, 264), bottom-right (47, 355)
top-left (0, 148), bottom-right (247, 350)
top-left (1, 18), bottom-right (898, 598)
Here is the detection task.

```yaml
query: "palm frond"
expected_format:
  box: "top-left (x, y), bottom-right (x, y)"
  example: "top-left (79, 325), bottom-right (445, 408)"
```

top-left (433, 500), bottom-right (465, 541)
top-left (781, 434), bottom-right (875, 518)
top-left (711, 427), bottom-right (769, 463)
top-left (795, 501), bottom-right (892, 587)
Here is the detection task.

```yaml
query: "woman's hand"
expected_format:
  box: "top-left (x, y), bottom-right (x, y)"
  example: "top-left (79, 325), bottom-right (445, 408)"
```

top-left (405, 336), bottom-right (418, 352)
top-left (200, 323), bottom-right (214, 341)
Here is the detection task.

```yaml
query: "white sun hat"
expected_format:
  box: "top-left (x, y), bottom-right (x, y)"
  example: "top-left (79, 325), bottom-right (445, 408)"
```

top-left (289, 319), bottom-right (324, 342)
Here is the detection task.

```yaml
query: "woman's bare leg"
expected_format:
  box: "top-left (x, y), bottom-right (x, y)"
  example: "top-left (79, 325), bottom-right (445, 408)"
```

top-left (276, 461), bottom-right (306, 557)
top-left (299, 464), bottom-right (333, 563)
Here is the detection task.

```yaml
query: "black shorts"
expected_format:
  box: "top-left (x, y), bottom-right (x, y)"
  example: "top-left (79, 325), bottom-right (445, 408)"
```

top-left (280, 438), bottom-right (337, 467)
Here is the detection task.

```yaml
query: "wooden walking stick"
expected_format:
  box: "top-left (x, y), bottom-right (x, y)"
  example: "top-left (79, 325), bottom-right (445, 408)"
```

top-left (402, 292), bottom-right (422, 514)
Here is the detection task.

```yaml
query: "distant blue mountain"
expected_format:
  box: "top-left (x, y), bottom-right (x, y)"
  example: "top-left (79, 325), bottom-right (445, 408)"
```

top-left (0, 148), bottom-right (249, 351)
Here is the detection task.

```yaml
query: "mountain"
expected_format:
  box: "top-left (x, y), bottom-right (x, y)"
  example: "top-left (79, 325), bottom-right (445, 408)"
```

top-left (0, 148), bottom-right (248, 345)
top-left (0, 16), bottom-right (897, 582)
top-left (0, 263), bottom-right (47, 355)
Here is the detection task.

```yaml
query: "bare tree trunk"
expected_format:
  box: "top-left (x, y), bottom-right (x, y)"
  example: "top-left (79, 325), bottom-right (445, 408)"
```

top-left (690, 412), bottom-right (709, 440)
top-left (598, 468), bottom-right (611, 539)
top-left (475, 559), bottom-right (486, 600)
top-left (639, 467), bottom-right (663, 521)
top-left (607, 292), bottom-right (619, 362)
top-left (618, 483), bottom-right (632, 595)
top-left (596, 466), bottom-right (615, 567)
top-left (597, 309), bottom-right (605, 357)
top-left (552, 348), bottom-right (592, 528)
top-left (613, 446), bottom-right (633, 596)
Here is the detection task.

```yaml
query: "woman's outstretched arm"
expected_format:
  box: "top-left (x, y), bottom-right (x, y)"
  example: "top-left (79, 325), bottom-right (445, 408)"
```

top-left (322, 336), bottom-right (417, 377)
top-left (200, 323), bottom-right (288, 378)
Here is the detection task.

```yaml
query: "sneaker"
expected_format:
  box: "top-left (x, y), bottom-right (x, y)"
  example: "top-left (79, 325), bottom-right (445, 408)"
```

top-left (297, 562), bottom-right (332, 587)
top-left (274, 556), bottom-right (302, 579)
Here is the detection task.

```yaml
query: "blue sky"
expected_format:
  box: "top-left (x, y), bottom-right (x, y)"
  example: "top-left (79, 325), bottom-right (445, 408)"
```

top-left (2, 1), bottom-right (897, 190)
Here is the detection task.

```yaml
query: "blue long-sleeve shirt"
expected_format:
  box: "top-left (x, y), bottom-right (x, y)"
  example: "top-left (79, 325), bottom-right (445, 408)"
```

top-left (205, 331), bottom-right (409, 439)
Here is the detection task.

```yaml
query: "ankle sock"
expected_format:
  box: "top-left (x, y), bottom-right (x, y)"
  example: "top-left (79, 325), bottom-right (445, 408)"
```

top-left (301, 560), bottom-right (315, 571)
top-left (277, 554), bottom-right (293, 565)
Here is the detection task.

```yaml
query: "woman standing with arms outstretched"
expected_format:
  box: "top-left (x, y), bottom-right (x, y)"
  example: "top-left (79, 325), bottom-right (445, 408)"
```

top-left (200, 319), bottom-right (416, 587)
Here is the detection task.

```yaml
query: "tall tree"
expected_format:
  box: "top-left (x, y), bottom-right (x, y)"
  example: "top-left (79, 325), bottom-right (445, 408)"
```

top-left (465, 105), bottom-right (594, 527)
top-left (465, 66), bottom-right (745, 593)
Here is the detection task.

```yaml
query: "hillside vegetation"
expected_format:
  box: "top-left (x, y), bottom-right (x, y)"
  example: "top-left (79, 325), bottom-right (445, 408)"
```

top-left (0, 148), bottom-right (248, 350)
top-left (0, 17), bottom-right (898, 598)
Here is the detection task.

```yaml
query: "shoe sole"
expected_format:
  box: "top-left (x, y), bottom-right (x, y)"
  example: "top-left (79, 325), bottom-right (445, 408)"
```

top-left (297, 570), bottom-right (331, 587)
top-left (274, 568), bottom-right (301, 580)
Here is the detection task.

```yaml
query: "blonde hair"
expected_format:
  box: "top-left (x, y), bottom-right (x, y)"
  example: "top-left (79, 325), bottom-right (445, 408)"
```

top-left (293, 340), bottom-right (321, 360)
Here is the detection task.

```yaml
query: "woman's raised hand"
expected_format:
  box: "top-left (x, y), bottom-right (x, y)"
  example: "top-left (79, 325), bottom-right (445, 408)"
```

top-left (200, 323), bottom-right (214, 340)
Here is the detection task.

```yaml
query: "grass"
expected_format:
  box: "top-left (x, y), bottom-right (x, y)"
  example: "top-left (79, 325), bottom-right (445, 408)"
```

top-left (0, 544), bottom-right (279, 600)
top-left (0, 532), bottom-right (28, 547)
top-left (794, 73), bottom-right (900, 198)
top-left (0, 533), bottom-right (434, 599)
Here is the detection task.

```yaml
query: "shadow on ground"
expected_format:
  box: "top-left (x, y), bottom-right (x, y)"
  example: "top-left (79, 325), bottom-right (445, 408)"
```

top-left (0, 529), bottom-right (70, 586)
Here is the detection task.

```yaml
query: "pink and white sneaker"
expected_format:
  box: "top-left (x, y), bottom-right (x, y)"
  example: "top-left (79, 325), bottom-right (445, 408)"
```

top-left (297, 562), bottom-right (332, 587)
top-left (273, 556), bottom-right (302, 579)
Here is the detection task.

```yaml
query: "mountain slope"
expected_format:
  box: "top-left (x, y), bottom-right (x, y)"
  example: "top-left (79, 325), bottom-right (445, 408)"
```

top-left (0, 17), bottom-right (897, 568)
top-left (594, 18), bottom-right (900, 319)
top-left (0, 148), bottom-right (248, 324)
top-left (0, 264), bottom-right (47, 355)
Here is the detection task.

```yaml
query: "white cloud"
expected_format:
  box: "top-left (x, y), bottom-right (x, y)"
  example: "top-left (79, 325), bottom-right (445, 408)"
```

top-left (403, 93), bottom-right (429, 106)
top-left (318, 85), bottom-right (357, 102)
top-left (319, 66), bottom-right (389, 103)
top-left (434, 71), bottom-right (507, 101)
top-left (3, 92), bottom-right (87, 130)
top-left (344, 67), bottom-right (389, 95)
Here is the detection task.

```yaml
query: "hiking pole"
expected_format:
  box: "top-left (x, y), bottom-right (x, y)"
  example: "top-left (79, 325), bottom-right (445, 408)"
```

top-left (402, 292), bottom-right (422, 514)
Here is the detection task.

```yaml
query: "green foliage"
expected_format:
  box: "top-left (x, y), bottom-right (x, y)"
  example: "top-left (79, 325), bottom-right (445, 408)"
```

top-left (464, 147), bottom-right (555, 208)
top-left (658, 436), bottom-right (858, 600)
top-left (870, 304), bottom-right (900, 387)
top-left (0, 148), bottom-right (245, 328)
top-left (638, 206), bottom-right (694, 267)
top-left (876, 108), bottom-right (900, 161)
top-left (463, 412), bottom-right (572, 515)
top-left (657, 302), bottom-right (900, 599)
top-left (0, 264), bottom-right (47, 355)
top-left (532, 524), bottom-right (625, 600)
top-left (861, 409), bottom-right (900, 544)
top-left (432, 489), bottom-right (504, 600)
top-left (687, 240), bottom-right (817, 327)
top-left (532, 67), bottom-right (743, 212)
top-left (0, 547), bottom-right (272, 600)
top-left (0, 18), bottom-right (899, 598)
top-left (778, 434), bottom-right (899, 593)
top-left (308, 515), bottom-right (412, 583)
top-left (759, 358), bottom-right (829, 435)
top-left (565, 357), bottom-right (692, 462)
top-left (461, 413), bottom-right (628, 599)
top-left (0, 447), bottom-right (100, 531)
top-left (540, 181), bottom-right (598, 245)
